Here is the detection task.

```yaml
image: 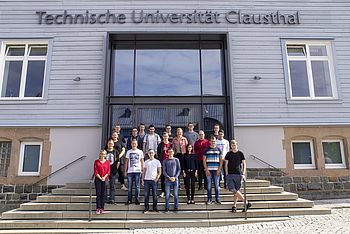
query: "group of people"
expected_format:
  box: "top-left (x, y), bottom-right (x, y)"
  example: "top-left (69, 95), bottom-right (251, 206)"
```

top-left (93, 122), bottom-right (251, 214)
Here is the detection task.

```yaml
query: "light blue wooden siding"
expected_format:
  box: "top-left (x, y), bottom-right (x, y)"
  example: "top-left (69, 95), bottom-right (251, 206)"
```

top-left (0, 1), bottom-right (349, 126)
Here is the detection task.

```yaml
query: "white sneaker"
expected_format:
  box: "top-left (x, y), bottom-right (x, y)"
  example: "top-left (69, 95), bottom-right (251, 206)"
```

top-left (121, 185), bottom-right (128, 191)
top-left (159, 192), bottom-right (165, 198)
top-left (170, 193), bottom-right (174, 198)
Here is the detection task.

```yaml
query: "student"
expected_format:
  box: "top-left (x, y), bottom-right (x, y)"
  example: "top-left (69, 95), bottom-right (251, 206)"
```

top-left (156, 131), bottom-right (172, 198)
top-left (105, 139), bottom-right (120, 204)
top-left (213, 123), bottom-right (220, 138)
top-left (111, 132), bottom-right (127, 191)
top-left (165, 124), bottom-right (174, 143)
top-left (143, 124), bottom-right (161, 160)
top-left (138, 123), bottom-right (146, 150)
top-left (172, 128), bottom-right (188, 189)
top-left (142, 149), bottom-right (162, 213)
top-left (183, 122), bottom-right (199, 147)
top-left (125, 139), bottom-right (144, 205)
top-left (183, 144), bottom-right (198, 204)
top-left (203, 135), bottom-right (223, 205)
top-left (127, 127), bottom-right (141, 150)
top-left (216, 130), bottom-right (230, 189)
top-left (93, 150), bottom-right (110, 215)
top-left (194, 130), bottom-right (210, 190)
top-left (163, 148), bottom-right (181, 212)
top-left (225, 139), bottom-right (251, 212)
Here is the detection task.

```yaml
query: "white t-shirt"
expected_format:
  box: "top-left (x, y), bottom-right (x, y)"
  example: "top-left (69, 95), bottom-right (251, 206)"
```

top-left (216, 139), bottom-right (230, 158)
top-left (146, 134), bottom-right (156, 150)
top-left (144, 159), bottom-right (161, 180)
top-left (126, 148), bottom-right (144, 173)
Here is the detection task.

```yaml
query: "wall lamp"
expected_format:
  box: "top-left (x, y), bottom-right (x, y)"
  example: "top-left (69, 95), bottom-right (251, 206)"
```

top-left (253, 75), bottom-right (262, 80)
top-left (73, 77), bottom-right (81, 82)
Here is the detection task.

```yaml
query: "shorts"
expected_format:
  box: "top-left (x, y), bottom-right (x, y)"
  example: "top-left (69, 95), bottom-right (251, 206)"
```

top-left (226, 174), bottom-right (242, 193)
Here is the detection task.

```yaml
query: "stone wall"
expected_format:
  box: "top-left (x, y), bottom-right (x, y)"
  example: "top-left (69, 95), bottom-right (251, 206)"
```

top-left (0, 184), bottom-right (62, 213)
top-left (247, 168), bottom-right (350, 200)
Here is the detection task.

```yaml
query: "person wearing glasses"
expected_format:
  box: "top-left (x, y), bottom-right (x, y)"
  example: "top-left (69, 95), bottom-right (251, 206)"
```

top-left (225, 139), bottom-right (251, 213)
top-left (165, 124), bottom-right (174, 143)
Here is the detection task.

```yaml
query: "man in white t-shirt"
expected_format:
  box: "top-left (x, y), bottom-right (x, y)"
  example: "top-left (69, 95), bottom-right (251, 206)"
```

top-left (141, 149), bottom-right (162, 213)
top-left (125, 139), bottom-right (144, 205)
top-left (216, 130), bottom-right (230, 189)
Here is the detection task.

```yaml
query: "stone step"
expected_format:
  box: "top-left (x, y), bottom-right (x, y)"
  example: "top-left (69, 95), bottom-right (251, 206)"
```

top-left (19, 199), bottom-right (314, 211)
top-left (0, 217), bottom-right (291, 230)
top-left (65, 179), bottom-right (271, 189)
top-left (52, 186), bottom-right (283, 196)
top-left (37, 191), bottom-right (299, 203)
top-left (1, 207), bottom-right (330, 221)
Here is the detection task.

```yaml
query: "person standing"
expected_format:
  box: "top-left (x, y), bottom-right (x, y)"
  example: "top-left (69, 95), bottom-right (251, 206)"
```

top-left (143, 124), bottom-right (161, 160)
top-left (213, 123), bottom-right (220, 138)
top-left (127, 127), bottom-right (141, 150)
top-left (113, 123), bottom-right (126, 145)
top-left (105, 139), bottom-right (120, 204)
top-left (141, 149), bottom-right (162, 213)
top-left (203, 135), bottom-right (223, 205)
top-left (165, 124), bottom-right (174, 143)
top-left (183, 144), bottom-right (198, 204)
top-left (156, 131), bottom-right (172, 198)
top-left (111, 132), bottom-right (127, 191)
top-left (163, 148), bottom-right (181, 212)
top-left (216, 130), bottom-right (230, 189)
top-left (194, 130), bottom-right (210, 190)
top-left (138, 123), bottom-right (146, 150)
top-left (93, 150), bottom-right (110, 215)
top-left (225, 139), bottom-right (251, 213)
top-left (125, 139), bottom-right (144, 205)
top-left (183, 122), bottom-right (199, 147)
top-left (172, 128), bottom-right (188, 189)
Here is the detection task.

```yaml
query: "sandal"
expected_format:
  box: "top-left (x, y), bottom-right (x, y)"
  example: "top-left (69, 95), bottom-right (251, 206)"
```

top-left (231, 206), bottom-right (237, 213)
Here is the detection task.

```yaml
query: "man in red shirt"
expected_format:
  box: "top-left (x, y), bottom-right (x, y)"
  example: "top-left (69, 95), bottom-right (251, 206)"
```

top-left (194, 130), bottom-right (210, 190)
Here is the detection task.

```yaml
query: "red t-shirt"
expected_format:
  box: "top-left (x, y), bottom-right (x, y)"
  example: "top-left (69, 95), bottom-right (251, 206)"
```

top-left (94, 159), bottom-right (110, 181)
top-left (162, 142), bottom-right (171, 161)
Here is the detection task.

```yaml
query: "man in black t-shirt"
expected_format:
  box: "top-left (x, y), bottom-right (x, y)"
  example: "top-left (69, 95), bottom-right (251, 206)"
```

top-left (224, 139), bottom-right (251, 213)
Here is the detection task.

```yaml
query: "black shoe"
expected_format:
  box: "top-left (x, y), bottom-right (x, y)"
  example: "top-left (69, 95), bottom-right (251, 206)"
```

top-left (109, 200), bottom-right (115, 204)
top-left (198, 186), bottom-right (202, 191)
top-left (125, 200), bottom-right (132, 205)
top-left (174, 207), bottom-right (178, 212)
top-left (153, 208), bottom-right (159, 213)
top-left (242, 202), bottom-right (252, 212)
top-left (232, 206), bottom-right (237, 213)
top-left (135, 200), bottom-right (140, 205)
top-left (164, 208), bottom-right (170, 213)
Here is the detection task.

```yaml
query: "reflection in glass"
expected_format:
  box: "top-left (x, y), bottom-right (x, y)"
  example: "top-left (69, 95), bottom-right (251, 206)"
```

top-left (112, 50), bottom-right (134, 96)
top-left (203, 104), bottom-right (224, 135)
top-left (169, 106), bottom-right (201, 130)
top-left (312, 61), bottom-right (332, 97)
top-left (290, 61), bottom-right (309, 97)
top-left (111, 105), bottom-right (133, 138)
top-left (25, 61), bottom-right (45, 97)
top-left (287, 46), bottom-right (306, 56)
top-left (29, 46), bottom-right (47, 56)
top-left (293, 142), bottom-right (312, 164)
top-left (136, 108), bottom-right (166, 130)
top-left (22, 145), bottom-right (41, 172)
top-left (6, 46), bottom-right (25, 56)
top-left (2, 61), bottom-right (23, 97)
top-left (135, 50), bottom-right (200, 96)
top-left (309, 46), bottom-right (327, 56)
top-left (202, 49), bottom-right (223, 96)
top-left (323, 142), bottom-right (342, 164)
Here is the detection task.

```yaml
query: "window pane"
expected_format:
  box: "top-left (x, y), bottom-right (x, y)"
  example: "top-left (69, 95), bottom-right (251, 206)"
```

top-left (310, 46), bottom-right (327, 56)
top-left (22, 145), bottom-right (41, 172)
top-left (111, 105), bottom-right (133, 137)
top-left (1, 61), bottom-right (23, 97)
top-left (6, 46), bottom-right (25, 56)
top-left (169, 106), bottom-right (201, 131)
top-left (135, 49), bottom-right (200, 96)
top-left (202, 49), bottom-right (223, 96)
top-left (312, 61), bottom-right (332, 97)
top-left (29, 46), bottom-right (47, 56)
top-left (323, 142), bottom-right (342, 164)
top-left (24, 61), bottom-right (45, 97)
top-left (287, 46), bottom-right (306, 56)
top-left (112, 50), bottom-right (134, 96)
top-left (136, 107), bottom-right (167, 130)
top-left (289, 61), bottom-right (310, 97)
top-left (292, 142), bottom-right (312, 164)
top-left (203, 104), bottom-right (224, 135)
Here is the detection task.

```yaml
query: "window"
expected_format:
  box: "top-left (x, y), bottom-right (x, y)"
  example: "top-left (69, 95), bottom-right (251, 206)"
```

top-left (18, 142), bottom-right (42, 176)
top-left (285, 40), bottom-right (337, 100)
top-left (292, 140), bottom-right (315, 169)
top-left (322, 140), bottom-right (346, 169)
top-left (0, 142), bottom-right (11, 177)
top-left (0, 41), bottom-right (48, 98)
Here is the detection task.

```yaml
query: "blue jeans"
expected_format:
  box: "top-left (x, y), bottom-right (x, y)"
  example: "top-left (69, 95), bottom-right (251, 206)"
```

top-left (144, 180), bottom-right (158, 210)
top-left (165, 179), bottom-right (179, 209)
top-left (206, 170), bottom-right (220, 202)
top-left (127, 172), bottom-right (141, 202)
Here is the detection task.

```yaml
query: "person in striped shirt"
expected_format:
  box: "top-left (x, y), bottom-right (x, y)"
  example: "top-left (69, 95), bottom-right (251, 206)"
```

top-left (203, 135), bottom-right (223, 205)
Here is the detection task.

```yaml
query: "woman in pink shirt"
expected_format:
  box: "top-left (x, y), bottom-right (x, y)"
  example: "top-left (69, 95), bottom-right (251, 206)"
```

top-left (93, 150), bottom-right (110, 215)
top-left (172, 128), bottom-right (188, 189)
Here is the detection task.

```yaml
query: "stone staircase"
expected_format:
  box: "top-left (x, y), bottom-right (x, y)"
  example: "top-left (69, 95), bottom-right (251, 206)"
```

top-left (0, 179), bottom-right (330, 229)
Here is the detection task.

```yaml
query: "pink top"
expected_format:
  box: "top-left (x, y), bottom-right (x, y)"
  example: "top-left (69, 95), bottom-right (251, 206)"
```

top-left (172, 136), bottom-right (188, 154)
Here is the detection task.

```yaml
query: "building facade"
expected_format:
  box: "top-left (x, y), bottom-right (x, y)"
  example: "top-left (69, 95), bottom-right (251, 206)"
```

top-left (0, 1), bottom-right (349, 200)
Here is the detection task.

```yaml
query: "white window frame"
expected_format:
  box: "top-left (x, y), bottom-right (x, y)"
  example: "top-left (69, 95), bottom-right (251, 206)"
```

top-left (0, 40), bottom-right (48, 100)
top-left (18, 142), bottom-right (43, 176)
top-left (322, 140), bottom-right (346, 169)
top-left (291, 140), bottom-right (316, 169)
top-left (285, 40), bottom-right (338, 100)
